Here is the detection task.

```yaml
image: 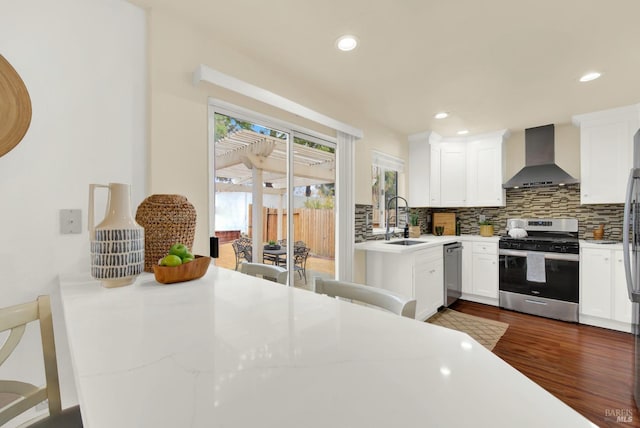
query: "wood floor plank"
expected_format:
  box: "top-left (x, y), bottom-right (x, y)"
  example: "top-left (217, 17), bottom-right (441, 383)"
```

top-left (450, 300), bottom-right (639, 427)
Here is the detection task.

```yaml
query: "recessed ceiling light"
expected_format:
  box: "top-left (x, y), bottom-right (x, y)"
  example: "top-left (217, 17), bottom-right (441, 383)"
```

top-left (579, 72), bottom-right (601, 82)
top-left (336, 35), bottom-right (358, 51)
top-left (457, 130), bottom-right (469, 135)
top-left (434, 112), bottom-right (448, 119)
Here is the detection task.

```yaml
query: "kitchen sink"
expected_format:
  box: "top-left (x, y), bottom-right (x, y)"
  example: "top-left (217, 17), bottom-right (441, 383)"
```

top-left (385, 240), bottom-right (426, 246)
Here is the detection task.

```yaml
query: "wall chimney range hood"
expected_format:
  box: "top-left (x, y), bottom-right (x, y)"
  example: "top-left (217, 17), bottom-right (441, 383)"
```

top-left (503, 124), bottom-right (579, 188)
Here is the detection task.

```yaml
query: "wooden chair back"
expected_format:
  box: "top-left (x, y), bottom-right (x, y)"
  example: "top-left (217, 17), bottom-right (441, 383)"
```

top-left (314, 278), bottom-right (416, 318)
top-left (0, 295), bottom-right (82, 427)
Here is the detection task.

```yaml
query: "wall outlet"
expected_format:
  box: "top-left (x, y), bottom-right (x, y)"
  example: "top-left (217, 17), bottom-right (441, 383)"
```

top-left (60, 209), bottom-right (82, 234)
top-left (479, 214), bottom-right (486, 223)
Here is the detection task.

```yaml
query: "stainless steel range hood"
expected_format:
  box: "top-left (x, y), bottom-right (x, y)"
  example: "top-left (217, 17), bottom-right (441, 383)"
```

top-left (503, 124), bottom-right (579, 188)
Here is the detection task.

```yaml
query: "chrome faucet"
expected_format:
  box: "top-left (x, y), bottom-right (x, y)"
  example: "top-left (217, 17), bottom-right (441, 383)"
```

top-left (385, 196), bottom-right (409, 240)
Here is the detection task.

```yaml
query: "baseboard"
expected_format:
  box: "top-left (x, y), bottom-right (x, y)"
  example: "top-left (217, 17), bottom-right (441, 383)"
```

top-left (460, 293), bottom-right (499, 307)
top-left (578, 314), bottom-right (633, 333)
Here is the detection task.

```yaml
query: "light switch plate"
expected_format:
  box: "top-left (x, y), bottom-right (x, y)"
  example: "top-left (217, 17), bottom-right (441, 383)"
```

top-left (60, 209), bottom-right (82, 234)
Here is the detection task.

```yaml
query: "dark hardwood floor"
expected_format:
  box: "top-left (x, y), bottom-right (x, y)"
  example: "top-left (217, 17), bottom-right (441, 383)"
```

top-left (450, 300), bottom-right (639, 428)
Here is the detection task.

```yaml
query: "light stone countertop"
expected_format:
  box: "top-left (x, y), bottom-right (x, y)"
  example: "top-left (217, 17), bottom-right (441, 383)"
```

top-left (579, 239), bottom-right (624, 249)
top-left (355, 234), bottom-right (499, 253)
top-left (59, 266), bottom-right (595, 428)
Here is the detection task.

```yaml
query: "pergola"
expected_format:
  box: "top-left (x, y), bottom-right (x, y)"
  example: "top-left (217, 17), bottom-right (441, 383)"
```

top-left (215, 129), bottom-right (335, 262)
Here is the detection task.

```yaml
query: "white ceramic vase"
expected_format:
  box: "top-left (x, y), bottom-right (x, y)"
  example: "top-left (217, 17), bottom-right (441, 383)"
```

top-left (89, 183), bottom-right (144, 288)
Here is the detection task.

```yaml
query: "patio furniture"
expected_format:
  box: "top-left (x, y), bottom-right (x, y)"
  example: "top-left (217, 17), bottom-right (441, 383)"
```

top-left (232, 237), bottom-right (253, 270)
top-left (282, 246), bottom-right (310, 283)
top-left (239, 262), bottom-right (288, 284)
top-left (263, 247), bottom-right (287, 266)
top-left (314, 278), bottom-right (416, 318)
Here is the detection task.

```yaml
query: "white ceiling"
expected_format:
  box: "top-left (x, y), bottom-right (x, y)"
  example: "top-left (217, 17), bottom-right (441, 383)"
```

top-left (134, 0), bottom-right (640, 137)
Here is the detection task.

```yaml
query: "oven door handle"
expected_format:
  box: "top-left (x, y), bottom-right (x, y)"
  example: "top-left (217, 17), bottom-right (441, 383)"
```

top-left (498, 249), bottom-right (579, 262)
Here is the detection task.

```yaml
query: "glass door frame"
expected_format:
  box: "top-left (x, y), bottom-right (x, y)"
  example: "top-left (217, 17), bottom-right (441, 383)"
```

top-left (208, 99), bottom-right (337, 286)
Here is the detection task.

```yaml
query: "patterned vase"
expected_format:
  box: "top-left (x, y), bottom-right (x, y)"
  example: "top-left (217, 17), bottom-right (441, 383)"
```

top-left (89, 183), bottom-right (145, 288)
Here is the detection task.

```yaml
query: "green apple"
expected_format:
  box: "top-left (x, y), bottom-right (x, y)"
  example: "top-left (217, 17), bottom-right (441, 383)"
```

top-left (182, 256), bottom-right (194, 264)
top-left (169, 243), bottom-right (189, 258)
top-left (160, 254), bottom-right (182, 267)
top-left (182, 252), bottom-right (194, 260)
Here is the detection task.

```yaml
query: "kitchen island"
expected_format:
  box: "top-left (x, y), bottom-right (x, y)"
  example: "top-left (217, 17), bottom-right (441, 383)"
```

top-left (59, 266), bottom-right (594, 427)
top-left (356, 235), bottom-right (501, 318)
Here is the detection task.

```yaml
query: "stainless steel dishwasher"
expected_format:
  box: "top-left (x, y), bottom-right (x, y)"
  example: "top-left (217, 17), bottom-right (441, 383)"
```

top-left (443, 242), bottom-right (462, 307)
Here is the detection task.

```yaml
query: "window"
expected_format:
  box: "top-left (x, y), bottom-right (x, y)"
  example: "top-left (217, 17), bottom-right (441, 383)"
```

top-left (371, 151), bottom-right (404, 230)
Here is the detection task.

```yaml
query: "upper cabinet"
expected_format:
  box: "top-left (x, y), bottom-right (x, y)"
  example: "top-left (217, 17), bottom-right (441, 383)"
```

top-left (467, 137), bottom-right (506, 206)
top-left (408, 132), bottom-right (432, 207)
top-left (409, 130), bottom-right (507, 208)
top-left (438, 142), bottom-right (467, 206)
top-left (573, 104), bottom-right (640, 204)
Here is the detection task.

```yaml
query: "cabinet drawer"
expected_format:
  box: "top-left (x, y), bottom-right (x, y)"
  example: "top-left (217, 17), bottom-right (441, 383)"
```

top-left (414, 247), bottom-right (443, 264)
top-left (472, 242), bottom-right (497, 255)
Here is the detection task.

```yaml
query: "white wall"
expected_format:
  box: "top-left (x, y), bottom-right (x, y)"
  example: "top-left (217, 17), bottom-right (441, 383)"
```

top-left (145, 6), bottom-right (408, 257)
top-left (0, 0), bottom-right (146, 421)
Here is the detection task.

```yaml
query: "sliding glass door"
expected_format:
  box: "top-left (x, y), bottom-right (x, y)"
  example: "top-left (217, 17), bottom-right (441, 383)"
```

top-left (290, 134), bottom-right (336, 288)
top-left (210, 106), bottom-right (336, 286)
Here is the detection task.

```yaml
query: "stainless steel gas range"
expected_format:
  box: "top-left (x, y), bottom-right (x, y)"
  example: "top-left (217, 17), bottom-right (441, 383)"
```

top-left (498, 218), bottom-right (579, 322)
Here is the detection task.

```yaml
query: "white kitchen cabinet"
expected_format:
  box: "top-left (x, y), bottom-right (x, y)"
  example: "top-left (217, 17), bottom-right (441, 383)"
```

top-left (466, 138), bottom-right (506, 206)
top-left (365, 246), bottom-right (444, 320)
top-left (408, 133), bottom-right (431, 207)
top-left (429, 144), bottom-right (441, 206)
top-left (461, 241), bottom-right (473, 294)
top-left (579, 246), bottom-right (632, 332)
top-left (429, 141), bottom-right (467, 206)
top-left (461, 239), bottom-right (499, 306)
top-left (420, 130), bottom-right (508, 208)
top-left (613, 249), bottom-right (633, 324)
top-left (440, 144), bottom-right (467, 206)
top-left (414, 248), bottom-right (444, 320)
top-left (573, 104), bottom-right (640, 204)
top-left (580, 248), bottom-right (612, 319)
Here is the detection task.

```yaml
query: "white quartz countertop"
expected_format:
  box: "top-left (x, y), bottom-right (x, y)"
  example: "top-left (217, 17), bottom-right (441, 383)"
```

top-left (355, 234), bottom-right (499, 253)
top-left (579, 239), bottom-right (624, 249)
top-left (59, 266), bottom-right (594, 428)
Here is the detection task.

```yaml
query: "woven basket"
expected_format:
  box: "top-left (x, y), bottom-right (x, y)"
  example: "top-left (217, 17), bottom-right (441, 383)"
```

top-left (135, 194), bottom-right (197, 272)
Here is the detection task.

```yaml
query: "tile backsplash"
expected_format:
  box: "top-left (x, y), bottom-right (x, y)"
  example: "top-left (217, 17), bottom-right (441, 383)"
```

top-left (356, 184), bottom-right (624, 242)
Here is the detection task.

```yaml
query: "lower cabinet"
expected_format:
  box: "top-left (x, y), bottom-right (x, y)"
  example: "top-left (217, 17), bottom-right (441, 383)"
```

top-left (414, 248), bottom-right (444, 320)
top-left (580, 247), bottom-right (632, 332)
top-left (365, 246), bottom-right (444, 321)
top-left (461, 240), bottom-right (499, 306)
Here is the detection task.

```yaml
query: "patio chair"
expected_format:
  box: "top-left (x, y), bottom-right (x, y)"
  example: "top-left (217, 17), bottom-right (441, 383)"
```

top-left (282, 246), bottom-right (310, 284)
top-left (232, 237), bottom-right (253, 270)
top-left (314, 278), bottom-right (416, 318)
top-left (239, 262), bottom-right (288, 284)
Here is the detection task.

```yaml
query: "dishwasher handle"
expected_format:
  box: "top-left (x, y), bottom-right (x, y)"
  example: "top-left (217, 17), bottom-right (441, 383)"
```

top-left (444, 243), bottom-right (462, 254)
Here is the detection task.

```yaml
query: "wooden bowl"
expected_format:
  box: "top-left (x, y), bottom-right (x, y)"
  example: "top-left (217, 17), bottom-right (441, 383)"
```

top-left (153, 255), bottom-right (211, 284)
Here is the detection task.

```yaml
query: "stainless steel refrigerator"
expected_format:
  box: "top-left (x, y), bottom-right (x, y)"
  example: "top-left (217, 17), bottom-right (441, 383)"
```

top-left (623, 128), bottom-right (640, 410)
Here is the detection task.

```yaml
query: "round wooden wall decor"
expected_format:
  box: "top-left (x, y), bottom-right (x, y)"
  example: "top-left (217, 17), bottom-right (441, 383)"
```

top-left (0, 55), bottom-right (32, 158)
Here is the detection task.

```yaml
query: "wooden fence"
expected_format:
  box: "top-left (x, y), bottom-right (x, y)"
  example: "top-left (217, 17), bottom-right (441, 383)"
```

top-left (248, 205), bottom-right (335, 258)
